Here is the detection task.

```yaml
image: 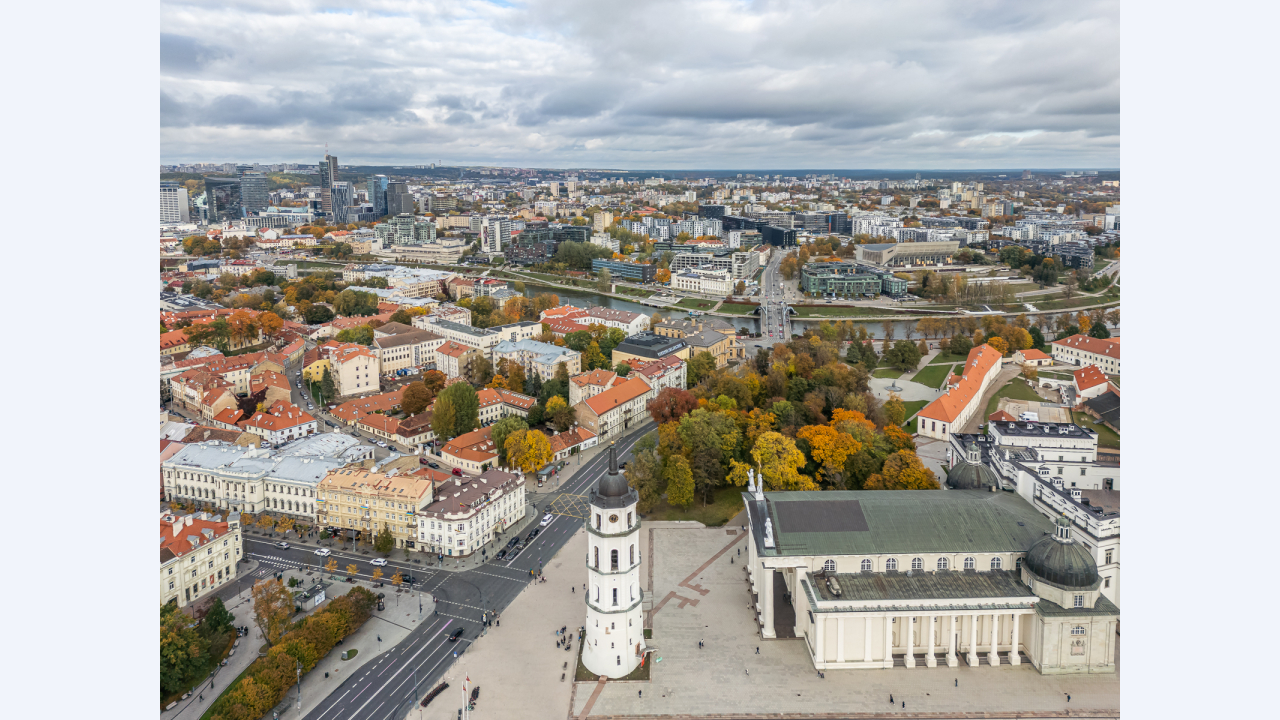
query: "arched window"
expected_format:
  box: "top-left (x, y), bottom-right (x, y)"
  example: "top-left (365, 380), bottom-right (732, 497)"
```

top-left (822, 559), bottom-right (836, 573)
top-left (911, 557), bottom-right (923, 571)
top-left (594, 547), bottom-right (599, 568)
top-left (886, 558), bottom-right (898, 571)
top-left (964, 556), bottom-right (975, 570)
top-left (861, 559), bottom-right (872, 571)
top-left (629, 545), bottom-right (635, 565)
top-left (610, 549), bottom-right (619, 571)
top-left (937, 557), bottom-right (949, 570)
top-left (1071, 626), bottom-right (1086, 636)
top-left (1015, 558), bottom-right (1023, 571)
top-left (991, 557), bottom-right (1003, 570)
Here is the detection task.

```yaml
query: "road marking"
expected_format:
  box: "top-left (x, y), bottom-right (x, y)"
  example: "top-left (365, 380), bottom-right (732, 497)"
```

top-left (343, 620), bottom-right (454, 720)
top-left (313, 688), bottom-right (351, 720)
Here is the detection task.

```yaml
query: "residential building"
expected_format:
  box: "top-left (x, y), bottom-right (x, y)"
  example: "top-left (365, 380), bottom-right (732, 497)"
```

top-left (316, 467), bottom-right (433, 549)
top-left (357, 411), bottom-right (435, 448)
top-left (611, 331), bottom-right (690, 368)
top-left (572, 376), bottom-right (655, 440)
top-left (593, 211), bottom-right (615, 232)
top-left (477, 387), bottom-right (538, 425)
top-left (591, 258), bottom-right (656, 283)
top-left (916, 344), bottom-right (1004, 441)
top-left (1072, 365), bottom-right (1111, 402)
top-left (673, 268), bottom-right (732, 295)
top-left (742, 484), bottom-right (1117, 674)
top-left (1050, 335), bottom-right (1120, 375)
top-left (238, 400), bottom-right (318, 446)
top-left (548, 426), bottom-right (599, 462)
top-left (425, 319), bottom-right (540, 357)
top-left (161, 182), bottom-right (190, 223)
top-left (441, 427), bottom-right (500, 473)
top-left (491, 338), bottom-right (582, 381)
top-left (569, 368), bottom-right (625, 407)
top-left (684, 328), bottom-right (743, 368)
top-left (324, 342), bottom-right (380, 397)
top-left (800, 261), bottom-right (909, 297)
top-left (330, 388), bottom-right (405, 426)
top-left (583, 307), bottom-right (650, 335)
top-left (160, 511), bottom-right (242, 608)
top-left (418, 468), bottom-right (526, 557)
top-left (1012, 349), bottom-right (1053, 367)
top-left (625, 355), bottom-right (687, 393)
top-left (435, 341), bottom-right (484, 380)
top-left (373, 327), bottom-right (445, 372)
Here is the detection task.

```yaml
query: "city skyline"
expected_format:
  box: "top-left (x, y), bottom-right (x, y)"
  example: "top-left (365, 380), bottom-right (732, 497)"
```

top-left (161, 0), bottom-right (1119, 169)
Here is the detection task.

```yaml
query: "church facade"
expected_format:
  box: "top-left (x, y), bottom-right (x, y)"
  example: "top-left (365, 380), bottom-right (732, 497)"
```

top-left (743, 479), bottom-right (1118, 675)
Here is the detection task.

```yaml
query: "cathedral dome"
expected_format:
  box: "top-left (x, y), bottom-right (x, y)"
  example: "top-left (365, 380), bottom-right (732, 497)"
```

top-left (1024, 516), bottom-right (1100, 589)
top-left (598, 470), bottom-right (630, 498)
top-left (592, 442), bottom-right (635, 506)
top-left (946, 442), bottom-right (1000, 490)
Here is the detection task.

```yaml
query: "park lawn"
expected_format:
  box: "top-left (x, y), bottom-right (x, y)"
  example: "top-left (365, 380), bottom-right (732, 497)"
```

top-left (983, 378), bottom-right (1045, 419)
top-left (873, 368), bottom-right (904, 379)
top-left (1108, 374), bottom-right (1120, 386)
top-left (676, 297), bottom-right (719, 310)
top-left (909, 363), bottom-right (954, 389)
top-left (1038, 371), bottom-right (1074, 381)
top-left (640, 484), bottom-right (744, 526)
top-left (718, 302), bottom-right (760, 315)
top-left (615, 285), bottom-right (655, 298)
top-left (928, 351), bottom-right (968, 365)
top-left (899, 399), bottom-right (929, 433)
top-left (1073, 412), bottom-right (1120, 449)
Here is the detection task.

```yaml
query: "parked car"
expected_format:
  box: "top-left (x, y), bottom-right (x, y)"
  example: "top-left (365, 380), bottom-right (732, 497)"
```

top-left (370, 558), bottom-right (387, 566)
top-left (495, 549), bottom-right (507, 561)
top-left (452, 468), bottom-right (462, 476)
top-left (420, 457), bottom-right (431, 465)
top-left (314, 548), bottom-right (331, 557)
top-left (506, 537), bottom-right (520, 549)
top-left (526, 528), bottom-right (540, 541)
top-left (428, 462), bottom-right (441, 469)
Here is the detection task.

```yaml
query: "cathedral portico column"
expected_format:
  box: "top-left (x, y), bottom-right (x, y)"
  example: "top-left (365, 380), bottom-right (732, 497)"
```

top-left (884, 616), bottom-right (894, 668)
top-left (836, 617), bottom-right (846, 663)
top-left (761, 566), bottom-right (776, 639)
top-left (925, 615), bottom-right (937, 667)
top-left (967, 614), bottom-right (979, 666)
top-left (987, 613), bottom-right (999, 666)
top-left (1010, 612), bottom-right (1022, 666)
top-left (905, 615), bottom-right (915, 668)
top-left (946, 615), bottom-right (958, 668)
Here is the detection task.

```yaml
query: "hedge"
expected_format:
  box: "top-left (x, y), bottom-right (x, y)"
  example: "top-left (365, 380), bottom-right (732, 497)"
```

top-left (208, 587), bottom-right (376, 720)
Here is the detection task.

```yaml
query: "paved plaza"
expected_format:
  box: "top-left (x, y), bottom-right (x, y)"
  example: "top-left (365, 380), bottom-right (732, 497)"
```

top-left (572, 523), bottom-right (1120, 719)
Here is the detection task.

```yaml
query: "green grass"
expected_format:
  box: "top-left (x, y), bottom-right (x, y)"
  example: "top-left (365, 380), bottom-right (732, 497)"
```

top-left (1073, 412), bottom-right (1120, 449)
top-left (873, 368), bottom-right (904, 379)
top-left (676, 297), bottom-right (719, 310)
top-left (640, 484), bottom-right (744, 526)
top-left (909, 363), bottom-right (955, 389)
top-left (1038, 371), bottom-right (1074, 381)
top-left (900, 399), bottom-right (930, 434)
top-left (718, 302), bottom-right (761, 315)
top-left (614, 285), bottom-right (655, 298)
top-left (983, 378), bottom-right (1045, 419)
top-left (1108, 374), bottom-right (1120, 386)
top-left (928, 351), bottom-right (968, 365)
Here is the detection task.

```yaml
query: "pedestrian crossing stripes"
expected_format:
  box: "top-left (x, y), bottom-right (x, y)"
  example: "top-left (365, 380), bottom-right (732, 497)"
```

top-left (467, 569), bottom-right (528, 583)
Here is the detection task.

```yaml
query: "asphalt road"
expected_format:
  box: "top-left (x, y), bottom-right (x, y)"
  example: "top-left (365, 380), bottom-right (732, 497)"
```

top-left (271, 419), bottom-right (660, 720)
top-left (758, 251), bottom-right (792, 344)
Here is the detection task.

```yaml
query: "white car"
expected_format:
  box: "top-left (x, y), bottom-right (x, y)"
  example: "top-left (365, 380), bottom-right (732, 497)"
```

top-left (370, 558), bottom-right (388, 566)
top-left (540, 513), bottom-right (553, 527)
top-left (377, 441), bottom-right (388, 448)
top-left (314, 548), bottom-right (331, 557)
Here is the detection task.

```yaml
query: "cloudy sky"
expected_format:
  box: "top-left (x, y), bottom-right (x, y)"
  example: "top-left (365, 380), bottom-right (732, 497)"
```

top-left (160, 0), bottom-right (1119, 169)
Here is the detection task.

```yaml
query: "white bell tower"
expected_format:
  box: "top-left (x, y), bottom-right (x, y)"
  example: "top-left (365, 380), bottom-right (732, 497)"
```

top-left (583, 442), bottom-right (646, 678)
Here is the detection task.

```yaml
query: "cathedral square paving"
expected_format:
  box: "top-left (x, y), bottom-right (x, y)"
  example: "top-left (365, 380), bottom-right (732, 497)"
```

top-left (572, 523), bottom-right (1120, 719)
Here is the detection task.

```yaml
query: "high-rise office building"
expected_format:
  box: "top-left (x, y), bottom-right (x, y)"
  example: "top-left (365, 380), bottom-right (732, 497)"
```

top-left (330, 182), bottom-right (353, 225)
top-left (482, 218), bottom-right (510, 253)
top-left (387, 182), bottom-right (414, 215)
top-left (319, 154), bottom-right (338, 216)
top-left (160, 182), bottom-right (190, 223)
top-left (240, 171), bottom-right (269, 213)
top-left (204, 177), bottom-right (243, 224)
top-left (367, 175), bottom-right (389, 218)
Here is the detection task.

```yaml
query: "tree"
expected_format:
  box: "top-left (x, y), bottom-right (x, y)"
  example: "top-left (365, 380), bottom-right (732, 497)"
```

top-left (388, 309), bottom-right (412, 325)
top-left (563, 330), bottom-right (593, 352)
top-left (664, 455), bottom-right (695, 510)
top-left (491, 415), bottom-right (529, 465)
top-left (864, 450), bottom-right (939, 490)
top-left (1006, 327), bottom-right (1033, 352)
top-left (1028, 325), bottom-right (1046, 349)
top-left (883, 340), bottom-right (922, 372)
top-left (487, 374), bottom-right (507, 390)
top-left (615, 362), bottom-right (631, 376)
top-left (469, 357), bottom-right (494, 386)
top-left (302, 304), bottom-right (335, 324)
top-left (1022, 366), bottom-right (1039, 383)
top-left (648, 387), bottom-right (697, 425)
top-left (252, 578), bottom-right (293, 647)
top-left (333, 288), bottom-right (379, 316)
top-left (883, 393), bottom-right (906, 427)
top-left (391, 571), bottom-right (403, 587)
top-left (506, 363), bottom-right (527, 394)
top-left (795, 424), bottom-right (860, 489)
top-left (583, 341), bottom-right (608, 371)
top-left (505, 428), bottom-right (553, 474)
top-left (436, 382), bottom-right (478, 438)
top-left (371, 568), bottom-right (384, 584)
top-left (320, 367), bottom-right (336, 403)
top-left (554, 362), bottom-right (570, 385)
top-left (257, 311), bottom-right (284, 337)
top-left (204, 596), bottom-right (234, 635)
top-left (687, 351), bottom-right (718, 387)
top-left (987, 336), bottom-right (1010, 355)
top-left (1088, 322), bottom-right (1112, 339)
top-left (654, 268), bottom-right (672, 284)
top-left (751, 432), bottom-right (817, 491)
top-left (374, 523), bottom-right (394, 554)
top-left (402, 382), bottom-right (432, 415)
top-left (422, 369), bottom-right (447, 397)
top-left (545, 395), bottom-right (575, 431)
top-left (627, 446), bottom-right (665, 513)
top-left (346, 563), bottom-right (359, 577)
top-left (335, 325), bottom-right (374, 346)
top-left (161, 605), bottom-right (210, 694)
top-left (734, 280), bottom-right (747, 295)
top-left (596, 268), bottom-right (612, 292)
top-left (432, 392), bottom-right (457, 441)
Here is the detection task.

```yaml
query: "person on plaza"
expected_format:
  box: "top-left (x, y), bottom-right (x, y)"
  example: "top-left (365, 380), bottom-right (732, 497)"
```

top-left (890, 694), bottom-right (894, 704)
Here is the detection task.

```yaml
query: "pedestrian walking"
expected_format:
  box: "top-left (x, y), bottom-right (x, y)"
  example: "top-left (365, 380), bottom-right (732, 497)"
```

top-left (572, 586), bottom-right (575, 593)
top-left (745, 668), bottom-right (749, 676)
top-left (902, 701), bottom-right (905, 709)
top-left (638, 690), bottom-right (642, 699)
top-left (1067, 695), bottom-right (1071, 703)
top-left (955, 678), bottom-right (958, 687)
top-left (890, 694), bottom-right (893, 704)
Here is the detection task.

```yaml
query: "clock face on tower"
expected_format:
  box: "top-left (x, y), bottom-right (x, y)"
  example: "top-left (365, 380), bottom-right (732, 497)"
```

top-left (608, 514), bottom-right (619, 523)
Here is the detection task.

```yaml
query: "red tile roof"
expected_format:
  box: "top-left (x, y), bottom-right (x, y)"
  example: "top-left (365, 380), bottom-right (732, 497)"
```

top-left (240, 400), bottom-right (315, 432)
top-left (1017, 349), bottom-right (1051, 361)
top-left (331, 388), bottom-right (405, 423)
top-left (583, 376), bottom-right (653, 416)
top-left (1051, 334), bottom-right (1120, 360)
top-left (917, 344), bottom-right (1003, 424)
top-left (569, 369), bottom-right (619, 389)
top-left (1073, 365), bottom-right (1109, 391)
top-left (548, 426), bottom-right (596, 455)
top-left (160, 514), bottom-right (233, 562)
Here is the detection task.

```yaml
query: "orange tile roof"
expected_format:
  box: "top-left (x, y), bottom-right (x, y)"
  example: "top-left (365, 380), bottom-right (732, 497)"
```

top-left (331, 388), bottom-right (406, 423)
top-left (1017, 349), bottom-right (1051, 360)
top-left (357, 414), bottom-right (402, 434)
top-left (917, 344), bottom-right (1002, 424)
top-left (160, 329), bottom-right (191, 350)
top-left (988, 410), bottom-right (1017, 423)
top-left (548, 426), bottom-right (597, 455)
top-left (437, 341), bottom-right (476, 358)
top-left (1073, 365), bottom-right (1109, 391)
top-left (627, 355), bottom-right (684, 379)
top-left (1051, 334), bottom-right (1120, 360)
top-left (541, 305), bottom-right (589, 320)
top-left (240, 400), bottom-right (315, 432)
top-left (160, 514), bottom-right (233, 561)
top-left (569, 369), bottom-right (618, 389)
top-left (442, 426), bottom-right (498, 463)
top-left (212, 407), bottom-right (244, 425)
top-left (583, 376), bottom-right (653, 416)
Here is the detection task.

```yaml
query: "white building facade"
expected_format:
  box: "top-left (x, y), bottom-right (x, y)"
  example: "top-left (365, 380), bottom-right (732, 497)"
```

top-left (583, 444), bottom-right (647, 677)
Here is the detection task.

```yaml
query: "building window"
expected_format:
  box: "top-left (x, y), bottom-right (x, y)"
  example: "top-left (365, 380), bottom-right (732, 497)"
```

top-left (991, 557), bottom-right (1003, 570)
top-left (963, 556), bottom-right (975, 570)
top-left (911, 557), bottom-right (923, 571)
top-left (1104, 577), bottom-right (1111, 588)
top-left (860, 559), bottom-right (872, 571)
top-left (612, 588), bottom-right (618, 606)
top-left (936, 557), bottom-right (949, 570)
top-left (1073, 594), bottom-right (1084, 608)
top-left (1071, 626), bottom-right (1086, 636)
top-left (1104, 549), bottom-right (1112, 564)
top-left (886, 558), bottom-right (898, 571)
top-left (822, 559), bottom-right (836, 573)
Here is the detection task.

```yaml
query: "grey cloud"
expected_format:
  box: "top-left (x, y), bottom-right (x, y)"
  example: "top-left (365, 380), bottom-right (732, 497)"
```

top-left (160, 33), bottom-right (230, 74)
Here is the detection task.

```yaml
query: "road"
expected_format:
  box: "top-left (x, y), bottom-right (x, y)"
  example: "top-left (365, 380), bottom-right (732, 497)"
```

top-left (757, 250), bottom-right (793, 347)
top-left (282, 419), bottom-right (659, 720)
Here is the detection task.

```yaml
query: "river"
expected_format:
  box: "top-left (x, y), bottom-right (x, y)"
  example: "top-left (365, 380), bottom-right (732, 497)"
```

top-left (518, 283), bottom-right (1099, 339)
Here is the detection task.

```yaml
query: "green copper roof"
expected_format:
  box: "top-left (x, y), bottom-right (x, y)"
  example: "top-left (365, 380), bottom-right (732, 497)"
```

top-left (760, 489), bottom-right (1054, 557)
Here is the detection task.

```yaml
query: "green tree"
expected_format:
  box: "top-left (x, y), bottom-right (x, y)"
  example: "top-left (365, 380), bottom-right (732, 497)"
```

top-left (583, 341), bottom-right (608, 371)
top-left (204, 597), bottom-right (234, 635)
top-left (545, 395), bottom-right (576, 431)
top-left (948, 332), bottom-right (973, 357)
top-left (615, 362), bottom-right (632, 376)
top-left (687, 351), bottom-right (718, 387)
top-left (563, 330), bottom-right (593, 352)
top-left (626, 445), bottom-right (665, 513)
top-left (431, 393), bottom-right (457, 441)
top-left (320, 367), bottom-right (336, 403)
top-left (596, 268), bottom-right (613, 292)
top-left (302, 304), bottom-right (335, 324)
top-left (388, 309), bottom-right (412, 325)
top-left (554, 362), bottom-right (570, 384)
top-left (469, 356), bottom-right (494, 386)
top-left (883, 340), bottom-right (922, 372)
top-left (374, 523), bottom-right (394, 554)
top-left (160, 605), bottom-right (209, 695)
top-left (664, 455), bottom-right (695, 510)
top-left (401, 382), bottom-right (432, 415)
top-left (1088, 322), bottom-right (1112, 339)
top-left (334, 325), bottom-right (374, 345)
top-left (436, 382), bottom-right (479, 438)
top-left (491, 415), bottom-right (529, 465)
